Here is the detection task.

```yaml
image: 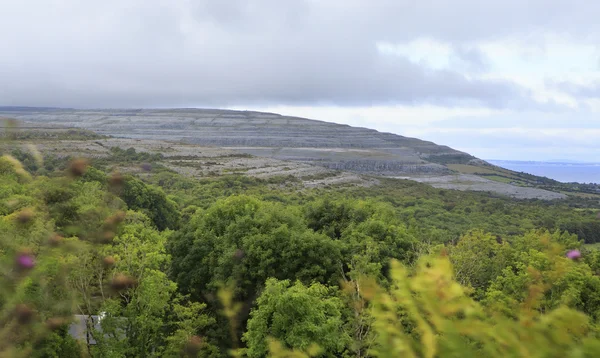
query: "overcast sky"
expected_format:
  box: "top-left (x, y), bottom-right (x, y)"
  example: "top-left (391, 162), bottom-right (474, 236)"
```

top-left (1, 1), bottom-right (599, 161)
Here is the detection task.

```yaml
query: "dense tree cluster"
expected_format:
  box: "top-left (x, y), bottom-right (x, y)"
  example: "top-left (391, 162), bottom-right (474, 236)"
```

top-left (1, 147), bottom-right (600, 357)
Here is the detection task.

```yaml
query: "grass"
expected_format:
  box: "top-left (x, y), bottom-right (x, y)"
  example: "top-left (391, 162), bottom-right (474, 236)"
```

top-left (447, 164), bottom-right (520, 178)
top-left (486, 175), bottom-right (517, 184)
top-left (447, 164), bottom-right (498, 175)
top-left (447, 164), bottom-right (546, 187)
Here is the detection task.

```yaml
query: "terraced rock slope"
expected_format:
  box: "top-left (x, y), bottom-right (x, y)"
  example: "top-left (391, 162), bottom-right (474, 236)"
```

top-left (0, 107), bottom-right (566, 199)
top-left (0, 107), bottom-right (475, 176)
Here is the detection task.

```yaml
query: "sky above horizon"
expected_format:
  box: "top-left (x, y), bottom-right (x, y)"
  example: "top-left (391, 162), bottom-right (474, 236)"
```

top-left (1, 1), bottom-right (599, 161)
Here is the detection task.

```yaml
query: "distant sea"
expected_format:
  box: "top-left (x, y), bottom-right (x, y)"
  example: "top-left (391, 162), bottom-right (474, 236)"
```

top-left (487, 160), bottom-right (600, 184)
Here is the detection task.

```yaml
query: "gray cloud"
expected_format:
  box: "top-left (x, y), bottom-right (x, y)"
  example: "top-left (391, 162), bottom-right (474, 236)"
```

top-left (551, 81), bottom-right (600, 99)
top-left (451, 47), bottom-right (491, 73)
top-left (0, 0), bottom-right (597, 108)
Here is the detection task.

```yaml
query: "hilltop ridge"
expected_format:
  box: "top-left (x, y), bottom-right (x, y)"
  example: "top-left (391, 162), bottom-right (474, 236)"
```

top-left (0, 107), bottom-right (474, 175)
top-left (0, 106), bottom-right (574, 200)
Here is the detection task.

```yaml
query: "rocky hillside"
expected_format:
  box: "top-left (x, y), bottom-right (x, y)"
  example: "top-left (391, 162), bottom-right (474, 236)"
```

top-left (0, 107), bottom-right (475, 176)
top-left (0, 107), bottom-right (574, 199)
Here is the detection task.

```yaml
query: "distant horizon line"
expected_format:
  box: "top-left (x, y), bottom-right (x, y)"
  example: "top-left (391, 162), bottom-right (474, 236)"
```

top-left (487, 159), bottom-right (600, 165)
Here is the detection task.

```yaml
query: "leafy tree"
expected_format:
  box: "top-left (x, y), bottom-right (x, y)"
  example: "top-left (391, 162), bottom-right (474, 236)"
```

top-left (120, 176), bottom-right (180, 231)
top-left (169, 196), bottom-right (341, 302)
top-left (243, 279), bottom-right (350, 357)
top-left (169, 196), bottom-right (343, 352)
top-left (108, 146), bottom-right (163, 163)
top-left (31, 327), bottom-right (82, 358)
top-left (484, 244), bottom-right (599, 318)
top-left (92, 218), bottom-right (216, 357)
top-left (305, 198), bottom-right (375, 239)
top-left (448, 230), bottom-right (513, 298)
top-left (305, 198), bottom-right (419, 284)
top-left (81, 166), bottom-right (108, 186)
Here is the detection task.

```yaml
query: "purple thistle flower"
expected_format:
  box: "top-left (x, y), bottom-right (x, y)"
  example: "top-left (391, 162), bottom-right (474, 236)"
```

top-left (566, 250), bottom-right (581, 260)
top-left (16, 254), bottom-right (35, 269)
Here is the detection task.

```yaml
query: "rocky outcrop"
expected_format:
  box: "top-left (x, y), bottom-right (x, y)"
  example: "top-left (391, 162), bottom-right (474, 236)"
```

top-left (318, 161), bottom-right (450, 174)
top-left (0, 107), bottom-right (474, 176)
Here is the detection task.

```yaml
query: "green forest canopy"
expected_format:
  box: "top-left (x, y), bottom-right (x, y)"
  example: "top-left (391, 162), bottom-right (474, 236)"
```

top-left (1, 146), bottom-right (600, 357)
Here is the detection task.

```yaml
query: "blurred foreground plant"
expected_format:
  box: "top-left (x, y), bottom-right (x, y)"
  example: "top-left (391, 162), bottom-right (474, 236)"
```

top-left (0, 152), bottom-right (122, 356)
top-left (254, 253), bottom-right (600, 357)
top-left (367, 255), bottom-right (600, 357)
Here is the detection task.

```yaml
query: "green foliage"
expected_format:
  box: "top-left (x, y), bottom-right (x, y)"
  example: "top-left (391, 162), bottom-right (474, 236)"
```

top-left (483, 231), bottom-right (597, 318)
top-left (6, 148), bottom-right (65, 175)
top-left (368, 256), bottom-right (600, 358)
top-left (305, 198), bottom-right (367, 239)
top-left (92, 218), bottom-right (217, 357)
top-left (31, 326), bottom-right (82, 358)
top-left (120, 175), bottom-right (181, 230)
top-left (169, 196), bottom-right (341, 302)
top-left (81, 166), bottom-right (108, 186)
top-left (306, 197), bottom-right (419, 272)
top-left (426, 153), bottom-right (474, 165)
top-left (108, 146), bottom-right (163, 163)
top-left (3, 137), bottom-right (600, 357)
top-left (0, 128), bottom-right (105, 141)
top-left (243, 279), bottom-right (350, 357)
top-left (449, 230), bottom-right (514, 298)
top-left (558, 218), bottom-right (600, 244)
top-left (0, 157), bottom-right (120, 356)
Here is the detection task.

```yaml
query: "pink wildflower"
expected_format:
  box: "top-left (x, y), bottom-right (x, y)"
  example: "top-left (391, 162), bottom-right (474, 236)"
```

top-left (16, 254), bottom-right (35, 269)
top-left (566, 250), bottom-right (581, 260)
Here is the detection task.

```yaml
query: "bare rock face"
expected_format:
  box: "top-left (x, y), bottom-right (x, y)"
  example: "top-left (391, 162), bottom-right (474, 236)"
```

top-left (0, 107), bottom-right (474, 176)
